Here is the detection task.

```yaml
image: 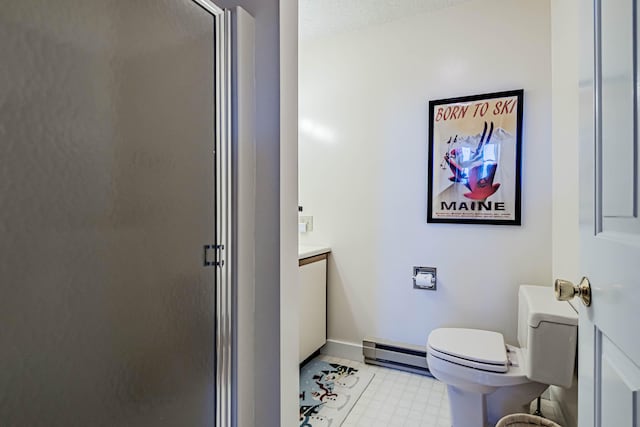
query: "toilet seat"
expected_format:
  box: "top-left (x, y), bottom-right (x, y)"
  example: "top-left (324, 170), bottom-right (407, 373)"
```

top-left (427, 328), bottom-right (508, 373)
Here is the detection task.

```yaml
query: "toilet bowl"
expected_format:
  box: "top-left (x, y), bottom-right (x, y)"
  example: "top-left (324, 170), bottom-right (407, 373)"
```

top-left (426, 285), bottom-right (578, 427)
top-left (427, 330), bottom-right (547, 427)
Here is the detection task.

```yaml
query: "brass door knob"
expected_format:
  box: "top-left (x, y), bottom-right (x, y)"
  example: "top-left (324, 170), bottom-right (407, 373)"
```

top-left (554, 277), bottom-right (591, 307)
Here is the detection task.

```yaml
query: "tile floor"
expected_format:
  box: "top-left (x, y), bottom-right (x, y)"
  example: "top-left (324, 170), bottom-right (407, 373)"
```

top-left (314, 355), bottom-right (567, 427)
top-left (318, 355), bottom-right (451, 427)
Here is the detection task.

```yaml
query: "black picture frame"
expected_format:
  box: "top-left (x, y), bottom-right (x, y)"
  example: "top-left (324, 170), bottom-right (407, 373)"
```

top-left (427, 89), bottom-right (524, 225)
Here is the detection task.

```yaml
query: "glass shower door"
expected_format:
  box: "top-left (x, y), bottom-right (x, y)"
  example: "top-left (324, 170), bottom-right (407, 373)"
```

top-left (0, 0), bottom-right (230, 425)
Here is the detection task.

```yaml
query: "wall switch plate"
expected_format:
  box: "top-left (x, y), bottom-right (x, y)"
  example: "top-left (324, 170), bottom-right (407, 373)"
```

top-left (299, 215), bottom-right (313, 232)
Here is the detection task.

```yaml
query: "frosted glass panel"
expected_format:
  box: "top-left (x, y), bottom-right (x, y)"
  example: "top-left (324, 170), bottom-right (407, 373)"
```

top-left (0, 1), bottom-right (217, 425)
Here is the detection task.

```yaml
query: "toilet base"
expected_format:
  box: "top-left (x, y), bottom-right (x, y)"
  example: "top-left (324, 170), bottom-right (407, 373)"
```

top-left (444, 381), bottom-right (549, 427)
top-left (447, 385), bottom-right (487, 427)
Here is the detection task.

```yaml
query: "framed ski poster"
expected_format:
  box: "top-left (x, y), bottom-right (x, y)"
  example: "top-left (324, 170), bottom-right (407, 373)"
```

top-left (427, 89), bottom-right (523, 225)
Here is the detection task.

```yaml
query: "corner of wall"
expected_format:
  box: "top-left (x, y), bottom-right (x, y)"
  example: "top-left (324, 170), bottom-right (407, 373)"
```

top-left (232, 6), bottom-right (257, 427)
top-left (280, 1), bottom-right (299, 426)
top-left (550, 1), bottom-right (579, 426)
top-left (549, 376), bottom-right (578, 427)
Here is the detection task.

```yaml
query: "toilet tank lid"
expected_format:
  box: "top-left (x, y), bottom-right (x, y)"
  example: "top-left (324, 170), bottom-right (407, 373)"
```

top-left (520, 285), bottom-right (578, 327)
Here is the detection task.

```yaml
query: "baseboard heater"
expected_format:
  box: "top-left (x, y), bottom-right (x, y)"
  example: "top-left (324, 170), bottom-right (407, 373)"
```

top-left (362, 337), bottom-right (433, 377)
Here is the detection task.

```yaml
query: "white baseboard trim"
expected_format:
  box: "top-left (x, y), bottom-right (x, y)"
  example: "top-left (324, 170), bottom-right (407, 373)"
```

top-left (320, 339), bottom-right (364, 363)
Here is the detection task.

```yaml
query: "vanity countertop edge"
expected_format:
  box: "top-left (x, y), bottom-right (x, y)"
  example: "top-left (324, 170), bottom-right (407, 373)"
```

top-left (298, 245), bottom-right (331, 260)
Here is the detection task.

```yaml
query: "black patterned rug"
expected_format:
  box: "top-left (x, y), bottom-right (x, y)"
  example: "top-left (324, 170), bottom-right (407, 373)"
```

top-left (299, 357), bottom-right (374, 427)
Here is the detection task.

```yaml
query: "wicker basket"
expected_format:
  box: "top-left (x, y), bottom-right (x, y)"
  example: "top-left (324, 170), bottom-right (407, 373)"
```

top-left (495, 413), bottom-right (562, 427)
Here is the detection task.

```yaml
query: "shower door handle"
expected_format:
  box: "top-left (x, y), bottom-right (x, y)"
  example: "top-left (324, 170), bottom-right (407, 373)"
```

top-left (203, 244), bottom-right (224, 267)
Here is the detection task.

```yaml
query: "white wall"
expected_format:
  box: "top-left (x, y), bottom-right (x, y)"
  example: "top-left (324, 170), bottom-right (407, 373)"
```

top-left (232, 7), bottom-right (256, 427)
top-left (279, 0), bottom-right (299, 426)
top-left (299, 0), bottom-right (552, 349)
top-left (213, 0), bottom-right (298, 427)
top-left (551, 1), bottom-right (580, 285)
top-left (550, 0), bottom-right (579, 426)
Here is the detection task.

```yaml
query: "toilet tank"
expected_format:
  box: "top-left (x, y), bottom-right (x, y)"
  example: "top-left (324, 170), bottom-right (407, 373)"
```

top-left (517, 285), bottom-right (578, 388)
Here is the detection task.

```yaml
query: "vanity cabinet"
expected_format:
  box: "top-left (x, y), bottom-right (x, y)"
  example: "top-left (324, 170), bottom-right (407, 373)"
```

top-left (298, 253), bottom-right (328, 363)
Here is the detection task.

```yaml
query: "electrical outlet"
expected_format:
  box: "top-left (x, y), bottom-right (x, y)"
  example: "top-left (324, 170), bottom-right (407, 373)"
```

top-left (299, 215), bottom-right (313, 232)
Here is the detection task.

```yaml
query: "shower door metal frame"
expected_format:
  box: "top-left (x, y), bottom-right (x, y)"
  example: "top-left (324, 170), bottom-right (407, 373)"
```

top-left (193, 1), bottom-right (233, 426)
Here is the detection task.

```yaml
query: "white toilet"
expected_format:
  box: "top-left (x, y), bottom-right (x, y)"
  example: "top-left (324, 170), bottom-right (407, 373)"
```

top-left (426, 285), bottom-right (578, 427)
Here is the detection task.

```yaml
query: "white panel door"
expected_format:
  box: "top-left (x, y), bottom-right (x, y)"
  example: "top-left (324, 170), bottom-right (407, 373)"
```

top-left (576, 0), bottom-right (640, 425)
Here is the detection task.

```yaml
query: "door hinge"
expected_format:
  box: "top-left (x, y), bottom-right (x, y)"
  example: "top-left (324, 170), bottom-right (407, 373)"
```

top-left (203, 244), bottom-right (225, 267)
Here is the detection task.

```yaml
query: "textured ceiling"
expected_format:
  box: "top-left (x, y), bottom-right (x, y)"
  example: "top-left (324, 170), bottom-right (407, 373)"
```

top-left (299, 0), bottom-right (473, 41)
